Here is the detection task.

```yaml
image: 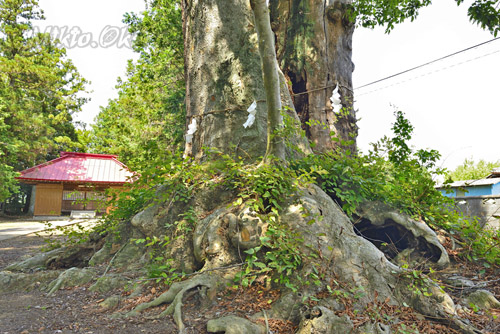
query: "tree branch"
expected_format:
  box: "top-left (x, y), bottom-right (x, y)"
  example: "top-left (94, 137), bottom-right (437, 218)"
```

top-left (250, 0), bottom-right (286, 163)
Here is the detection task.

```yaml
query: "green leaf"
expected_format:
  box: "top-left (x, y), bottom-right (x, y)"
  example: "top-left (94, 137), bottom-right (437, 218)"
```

top-left (244, 248), bottom-right (255, 255)
top-left (253, 262), bottom-right (267, 269)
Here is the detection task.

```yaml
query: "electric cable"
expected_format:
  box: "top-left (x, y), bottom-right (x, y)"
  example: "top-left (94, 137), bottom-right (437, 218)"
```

top-left (356, 48), bottom-right (500, 97)
top-left (354, 37), bottom-right (500, 90)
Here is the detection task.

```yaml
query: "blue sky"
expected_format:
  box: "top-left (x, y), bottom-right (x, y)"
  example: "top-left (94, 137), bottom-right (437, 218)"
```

top-left (37, 0), bottom-right (500, 170)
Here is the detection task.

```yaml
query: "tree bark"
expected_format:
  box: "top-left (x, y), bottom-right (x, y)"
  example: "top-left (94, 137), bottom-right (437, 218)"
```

top-left (183, 0), bottom-right (356, 158)
top-left (250, 0), bottom-right (285, 162)
top-left (272, 0), bottom-right (356, 153)
top-left (182, 0), bottom-right (270, 160)
top-left (182, 0), bottom-right (308, 161)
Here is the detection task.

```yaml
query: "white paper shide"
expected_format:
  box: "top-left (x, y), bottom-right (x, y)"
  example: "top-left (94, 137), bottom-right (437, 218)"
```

top-left (330, 86), bottom-right (342, 113)
top-left (243, 100), bottom-right (257, 128)
top-left (185, 118), bottom-right (198, 143)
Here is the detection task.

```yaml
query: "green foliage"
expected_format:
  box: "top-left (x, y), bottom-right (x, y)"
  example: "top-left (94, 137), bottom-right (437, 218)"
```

top-left (351, 0), bottom-right (500, 36)
top-left (89, 0), bottom-right (185, 172)
top-left (442, 213), bottom-right (500, 265)
top-left (352, 0), bottom-right (432, 33)
top-left (167, 208), bottom-right (197, 239)
top-left (237, 216), bottom-right (307, 291)
top-left (293, 148), bottom-right (374, 216)
top-left (388, 110), bottom-right (414, 164)
top-left (296, 110), bottom-right (499, 265)
top-left (97, 151), bottom-right (194, 235)
top-left (0, 0), bottom-right (88, 201)
top-left (469, 301), bottom-right (481, 313)
top-left (214, 154), bottom-right (320, 290)
top-left (326, 281), bottom-right (367, 302)
top-left (447, 158), bottom-right (500, 181)
top-left (400, 264), bottom-right (435, 297)
top-left (0, 162), bottom-right (17, 201)
top-left (260, 221), bottom-right (307, 291)
top-left (464, 0), bottom-right (500, 36)
top-left (224, 155), bottom-right (309, 213)
top-left (133, 235), bottom-right (185, 285)
top-left (148, 258), bottom-right (185, 286)
top-left (279, 108), bottom-right (309, 157)
top-left (35, 221), bottom-right (93, 251)
top-left (298, 110), bottom-right (445, 219)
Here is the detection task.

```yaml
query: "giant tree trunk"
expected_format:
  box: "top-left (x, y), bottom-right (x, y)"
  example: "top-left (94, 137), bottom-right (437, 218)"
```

top-left (272, 0), bottom-right (357, 153)
top-left (183, 0), bottom-right (356, 158)
top-left (182, 0), bottom-right (308, 160)
top-left (0, 2), bottom-right (492, 334)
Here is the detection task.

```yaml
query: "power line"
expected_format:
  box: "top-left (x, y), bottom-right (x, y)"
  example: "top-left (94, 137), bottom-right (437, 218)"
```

top-left (354, 37), bottom-right (500, 90)
top-left (356, 48), bottom-right (500, 97)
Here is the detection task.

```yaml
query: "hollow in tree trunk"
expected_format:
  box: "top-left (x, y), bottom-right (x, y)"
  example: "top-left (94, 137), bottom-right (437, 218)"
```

top-left (182, 0), bottom-right (306, 160)
top-left (272, 0), bottom-right (357, 153)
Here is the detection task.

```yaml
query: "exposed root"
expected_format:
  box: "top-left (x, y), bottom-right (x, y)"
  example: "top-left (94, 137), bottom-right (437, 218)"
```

top-left (101, 243), bottom-right (127, 277)
top-left (297, 306), bottom-right (354, 333)
top-left (5, 243), bottom-right (95, 272)
top-left (0, 270), bottom-right (62, 293)
top-left (207, 315), bottom-right (266, 334)
top-left (46, 267), bottom-right (96, 296)
top-left (126, 273), bottom-right (221, 333)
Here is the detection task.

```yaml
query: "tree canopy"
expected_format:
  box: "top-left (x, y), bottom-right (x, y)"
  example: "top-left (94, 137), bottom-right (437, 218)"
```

top-left (448, 158), bottom-right (500, 181)
top-left (89, 0), bottom-right (184, 171)
top-left (85, 0), bottom-right (500, 170)
top-left (0, 0), bottom-right (88, 201)
top-left (353, 0), bottom-right (500, 36)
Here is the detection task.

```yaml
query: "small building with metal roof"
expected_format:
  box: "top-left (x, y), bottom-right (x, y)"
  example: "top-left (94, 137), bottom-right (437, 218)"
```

top-left (16, 152), bottom-right (134, 216)
top-left (439, 178), bottom-right (500, 197)
top-left (436, 169), bottom-right (500, 230)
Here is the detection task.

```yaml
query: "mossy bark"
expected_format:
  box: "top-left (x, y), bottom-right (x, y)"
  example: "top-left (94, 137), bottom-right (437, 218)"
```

top-left (182, 0), bottom-right (308, 161)
top-left (250, 0), bottom-right (286, 162)
top-left (183, 0), bottom-right (356, 158)
top-left (272, 0), bottom-right (357, 153)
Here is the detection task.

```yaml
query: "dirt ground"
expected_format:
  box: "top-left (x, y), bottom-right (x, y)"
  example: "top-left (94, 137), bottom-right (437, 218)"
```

top-left (1, 232), bottom-right (498, 333)
top-left (0, 234), bottom-right (181, 334)
top-left (0, 233), bottom-right (291, 334)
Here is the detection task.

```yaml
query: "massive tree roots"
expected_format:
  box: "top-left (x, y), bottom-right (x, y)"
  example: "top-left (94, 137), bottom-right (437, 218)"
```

top-left (125, 273), bottom-right (222, 332)
top-left (1, 185), bottom-right (496, 333)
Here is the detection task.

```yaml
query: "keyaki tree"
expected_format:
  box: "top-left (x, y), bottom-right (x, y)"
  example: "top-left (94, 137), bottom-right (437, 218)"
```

top-left (91, 1), bottom-right (499, 167)
top-left (0, 0), bottom-right (88, 201)
top-left (182, 0), bottom-right (500, 160)
top-left (3, 2), bottom-right (500, 333)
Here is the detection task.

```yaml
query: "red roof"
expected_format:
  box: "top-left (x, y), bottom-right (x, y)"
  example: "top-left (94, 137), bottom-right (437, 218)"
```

top-left (17, 152), bottom-right (134, 184)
